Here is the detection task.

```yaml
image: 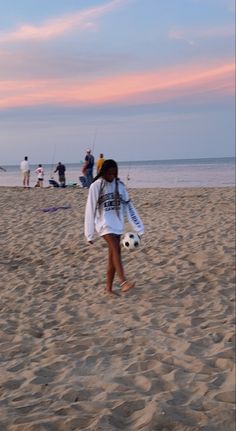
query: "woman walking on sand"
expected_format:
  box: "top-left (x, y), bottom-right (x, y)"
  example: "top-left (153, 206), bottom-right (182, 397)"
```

top-left (84, 159), bottom-right (144, 294)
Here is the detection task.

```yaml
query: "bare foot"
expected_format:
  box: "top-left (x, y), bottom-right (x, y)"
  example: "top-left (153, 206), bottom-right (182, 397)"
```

top-left (121, 280), bottom-right (135, 292)
top-left (104, 289), bottom-right (120, 296)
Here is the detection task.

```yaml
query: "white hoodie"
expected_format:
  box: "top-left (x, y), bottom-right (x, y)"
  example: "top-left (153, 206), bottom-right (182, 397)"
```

top-left (84, 178), bottom-right (144, 242)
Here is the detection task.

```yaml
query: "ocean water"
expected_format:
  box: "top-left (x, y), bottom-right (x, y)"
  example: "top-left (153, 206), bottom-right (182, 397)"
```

top-left (0, 157), bottom-right (235, 188)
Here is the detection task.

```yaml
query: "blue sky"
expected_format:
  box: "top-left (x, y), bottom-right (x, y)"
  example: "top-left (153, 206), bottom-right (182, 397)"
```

top-left (0, 0), bottom-right (235, 164)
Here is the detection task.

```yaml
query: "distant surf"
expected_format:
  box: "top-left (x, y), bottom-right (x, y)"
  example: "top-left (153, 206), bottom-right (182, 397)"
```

top-left (0, 157), bottom-right (234, 188)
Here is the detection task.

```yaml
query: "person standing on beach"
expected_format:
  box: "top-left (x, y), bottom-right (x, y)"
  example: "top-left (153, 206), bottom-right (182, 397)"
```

top-left (20, 156), bottom-right (30, 188)
top-left (84, 159), bottom-right (144, 294)
top-left (96, 153), bottom-right (105, 174)
top-left (54, 162), bottom-right (66, 187)
top-left (83, 149), bottom-right (94, 187)
top-left (35, 164), bottom-right (44, 187)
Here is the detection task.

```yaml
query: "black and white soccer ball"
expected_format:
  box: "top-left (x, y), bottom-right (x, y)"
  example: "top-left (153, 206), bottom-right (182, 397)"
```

top-left (122, 232), bottom-right (140, 250)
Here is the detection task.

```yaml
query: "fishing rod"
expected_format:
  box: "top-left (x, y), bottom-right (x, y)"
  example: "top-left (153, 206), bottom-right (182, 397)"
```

top-left (91, 129), bottom-right (97, 154)
top-left (50, 143), bottom-right (57, 178)
top-left (126, 159), bottom-right (131, 183)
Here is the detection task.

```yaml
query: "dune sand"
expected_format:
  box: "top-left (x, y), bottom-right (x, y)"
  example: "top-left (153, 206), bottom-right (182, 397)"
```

top-left (0, 186), bottom-right (235, 431)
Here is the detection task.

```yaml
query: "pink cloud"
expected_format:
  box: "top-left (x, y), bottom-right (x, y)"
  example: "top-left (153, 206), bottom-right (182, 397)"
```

top-left (0, 61), bottom-right (234, 109)
top-left (0, 0), bottom-right (128, 43)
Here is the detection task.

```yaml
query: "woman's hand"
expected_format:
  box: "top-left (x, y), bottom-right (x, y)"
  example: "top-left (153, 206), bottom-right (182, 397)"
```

top-left (137, 232), bottom-right (144, 239)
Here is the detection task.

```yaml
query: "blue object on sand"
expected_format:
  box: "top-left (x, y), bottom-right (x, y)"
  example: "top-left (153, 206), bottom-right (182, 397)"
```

top-left (40, 205), bottom-right (71, 212)
top-left (49, 179), bottom-right (59, 187)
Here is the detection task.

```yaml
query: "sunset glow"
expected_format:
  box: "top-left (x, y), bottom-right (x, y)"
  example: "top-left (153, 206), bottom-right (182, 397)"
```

top-left (0, 0), bottom-right (235, 163)
top-left (0, 62), bottom-right (234, 109)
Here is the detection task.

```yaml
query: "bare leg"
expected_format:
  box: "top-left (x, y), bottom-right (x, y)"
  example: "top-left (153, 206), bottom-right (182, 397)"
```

top-left (106, 245), bottom-right (116, 292)
top-left (103, 234), bottom-right (126, 290)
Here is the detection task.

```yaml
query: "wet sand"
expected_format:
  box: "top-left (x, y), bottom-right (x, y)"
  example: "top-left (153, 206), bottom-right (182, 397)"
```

top-left (0, 186), bottom-right (235, 431)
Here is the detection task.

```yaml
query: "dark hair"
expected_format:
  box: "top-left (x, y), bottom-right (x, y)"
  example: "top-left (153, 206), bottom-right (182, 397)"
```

top-left (24, 156), bottom-right (28, 161)
top-left (93, 159), bottom-right (120, 218)
top-left (93, 159), bottom-right (118, 182)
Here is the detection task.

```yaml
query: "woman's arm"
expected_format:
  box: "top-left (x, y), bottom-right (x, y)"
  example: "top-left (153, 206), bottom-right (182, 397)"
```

top-left (122, 186), bottom-right (144, 235)
top-left (84, 182), bottom-right (99, 242)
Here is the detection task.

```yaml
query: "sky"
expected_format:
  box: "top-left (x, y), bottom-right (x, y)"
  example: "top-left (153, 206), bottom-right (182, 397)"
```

top-left (0, 0), bottom-right (235, 164)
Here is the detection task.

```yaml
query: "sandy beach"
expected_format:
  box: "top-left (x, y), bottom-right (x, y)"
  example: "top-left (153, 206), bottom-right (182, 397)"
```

top-left (0, 186), bottom-right (235, 431)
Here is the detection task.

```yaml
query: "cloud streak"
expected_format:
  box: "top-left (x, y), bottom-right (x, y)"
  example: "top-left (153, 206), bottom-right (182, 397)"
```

top-left (0, 61), bottom-right (234, 110)
top-left (191, 0), bottom-right (235, 12)
top-left (168, 24), bottom-right (235, 45)
top-left (0, 0), bottom-right (128, 43)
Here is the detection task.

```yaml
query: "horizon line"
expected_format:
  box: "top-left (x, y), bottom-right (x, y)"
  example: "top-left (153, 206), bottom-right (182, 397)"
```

top-left (1, 155), bottom-right (235, 167)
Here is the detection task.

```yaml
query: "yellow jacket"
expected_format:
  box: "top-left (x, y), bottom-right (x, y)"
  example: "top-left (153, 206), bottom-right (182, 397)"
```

top-left (96, 157), bottom-right (105, 173)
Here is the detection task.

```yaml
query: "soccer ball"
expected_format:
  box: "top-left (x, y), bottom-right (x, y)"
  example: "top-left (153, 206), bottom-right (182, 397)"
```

top-left (122, 232), bottom-right (141, 250)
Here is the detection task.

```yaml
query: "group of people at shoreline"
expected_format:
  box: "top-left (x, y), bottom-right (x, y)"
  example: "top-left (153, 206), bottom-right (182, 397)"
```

top-left (80, 150), bottom-right (104, 188)
top-left (19, 150), bottom-right (105, 189)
